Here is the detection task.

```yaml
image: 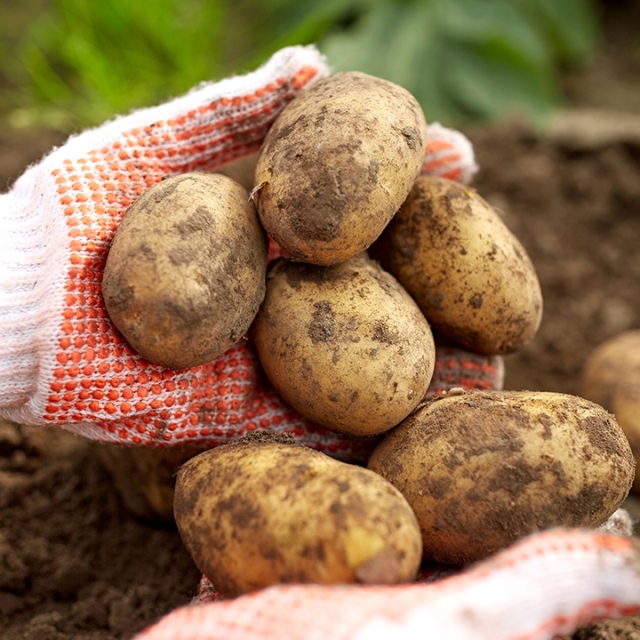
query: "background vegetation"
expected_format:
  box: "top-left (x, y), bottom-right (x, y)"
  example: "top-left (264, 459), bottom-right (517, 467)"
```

top-left (0, 0), bottom-right (600, 132)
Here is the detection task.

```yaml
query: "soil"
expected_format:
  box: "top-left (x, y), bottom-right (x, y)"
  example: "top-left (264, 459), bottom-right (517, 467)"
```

top-left (3, 4), bottom-right (640, 638)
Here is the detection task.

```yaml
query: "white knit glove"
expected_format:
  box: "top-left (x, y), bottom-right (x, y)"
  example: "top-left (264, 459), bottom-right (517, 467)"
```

top-left (0, 45), bottom-right (495, 459)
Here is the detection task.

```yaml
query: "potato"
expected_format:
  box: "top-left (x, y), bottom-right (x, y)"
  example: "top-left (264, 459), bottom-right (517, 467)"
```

top-left (252, 253), bottom-right (436, 436)
top-left (103, 172), bottom-right (268, 369)
top-left (253, 72), bottom-right (427, 265)
top-left (370, 176), bottom-right (543, 355)
top-left (581, 330), bottom-right (640, 411)
top-left (173, 435), bottom-right (423, 596)
top-left (368, 390), bottom-right (635, 565)
top-left (581, 330), bottom-right (640, 492)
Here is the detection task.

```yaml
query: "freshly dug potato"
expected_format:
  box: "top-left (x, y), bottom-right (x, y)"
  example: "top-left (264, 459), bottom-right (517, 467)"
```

top-left (252, 253), bottom-right (436, 436)
top-left (370, 175), bottom-right (543, 355)
top-left (103, 172), bottom-right (268, 369)
top-left (253, 72), bottom-right (427, 265)
top-left (173, 435), bottom-right (423, 596)
top-left (368, 390), bottom-right (635, 565)
top-left (581, 330), bottom-right (640, 492)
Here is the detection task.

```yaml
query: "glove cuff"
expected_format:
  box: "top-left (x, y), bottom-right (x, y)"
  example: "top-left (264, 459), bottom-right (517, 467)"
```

top-left (0, 166), bottom-right (67, 415)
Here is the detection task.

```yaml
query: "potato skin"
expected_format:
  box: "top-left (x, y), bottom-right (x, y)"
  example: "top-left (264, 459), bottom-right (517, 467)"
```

top-left (252, 253), bottom-right (436, 436)
top-left (581, 330), bottom-right (640, 492)
top-left (254, 72), bottom-right (427, 265)
top-left (102, 172), bottom-right (268, 369)
top-left (371, 175), bottom-right (543, 355)
top-left (368, 390), bottom-right (635, 565)
top-left (173, 438), bottom-right (423, 596)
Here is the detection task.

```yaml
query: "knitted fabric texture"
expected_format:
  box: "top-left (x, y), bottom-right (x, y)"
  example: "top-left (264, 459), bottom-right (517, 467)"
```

top-left (136, 529), bottom-right (640, 640)
top-left (0, 45), bottom-right (494, 457)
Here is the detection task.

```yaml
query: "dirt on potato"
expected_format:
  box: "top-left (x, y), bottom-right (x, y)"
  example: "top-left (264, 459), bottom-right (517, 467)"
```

top-left (368, 391), bottom-right (634, 564)
top-left (174, 439), bottom-right (422, 596)
top-left (254, 72), bottom-right (426, 265)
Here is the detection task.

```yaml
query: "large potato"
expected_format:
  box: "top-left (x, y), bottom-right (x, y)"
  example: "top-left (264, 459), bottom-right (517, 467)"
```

top-left (581, 330), bottom-right (640, 492)
top-left (368, 390), bottom-right (635, 565)
top-left (173, 436), bottom-right (423, 596)
top-left (103, 172), bottom-right (268, 369)
top-left (371, 175), bottom-right (543, 355)
top-left (252, 253), bottom-right (436, 436)
top-left (253, 72), bottom-right (427, 265)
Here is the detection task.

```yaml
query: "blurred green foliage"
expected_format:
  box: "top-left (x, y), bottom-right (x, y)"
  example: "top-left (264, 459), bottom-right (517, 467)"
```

top-left (0, 0), bottom-right (600, 132)
top-left (317, 0), bottom-right (599, 123)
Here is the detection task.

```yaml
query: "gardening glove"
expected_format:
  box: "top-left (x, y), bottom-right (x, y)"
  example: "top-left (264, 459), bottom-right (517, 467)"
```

top-left (0, 44), bottom-right (499, 460)
top-left (136, 528), bottom-right (640, 640)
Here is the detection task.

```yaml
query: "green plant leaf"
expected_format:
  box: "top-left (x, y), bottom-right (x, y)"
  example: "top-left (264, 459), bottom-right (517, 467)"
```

top-left (517, 0), bottom-right (599, 65)
top-left (0, 0), bottom-right (601, 130)
top-left (319, 0), bottom-right (593, 125)
top-left (442, 40), bottom-right (560, 122)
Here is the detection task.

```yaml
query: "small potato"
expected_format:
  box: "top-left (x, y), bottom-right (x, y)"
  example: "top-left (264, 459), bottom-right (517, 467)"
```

top-left (368, 390), bottom-right (635, 565)
top-left (371, 175), bottom-right (543, 355)
top-left (581, 330), bottom-right (640, 411)
top-left (173, 436), bottom-right (423, 596)
top-left (103, 172), bottom-right (268, 369)
top-left (581, 330), bottom-right (640, 492)
top-left (252, 253), bottom-right (436, 436)
top-left (611, 384), bottom-right (640, 493)
top-left (253, 72), bottom-right (427, 265)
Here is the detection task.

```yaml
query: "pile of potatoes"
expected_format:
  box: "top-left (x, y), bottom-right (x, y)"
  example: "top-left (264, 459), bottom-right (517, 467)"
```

top-left (102, 71), bottom-right (635, 595)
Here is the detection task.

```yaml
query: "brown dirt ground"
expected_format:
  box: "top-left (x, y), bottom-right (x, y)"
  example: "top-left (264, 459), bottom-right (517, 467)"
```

top-left (3, 4), bottom-right (640, 637)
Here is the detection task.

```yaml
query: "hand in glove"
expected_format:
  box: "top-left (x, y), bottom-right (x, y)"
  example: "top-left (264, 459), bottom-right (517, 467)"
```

top-left (0, 45), bottom-right (498, 460)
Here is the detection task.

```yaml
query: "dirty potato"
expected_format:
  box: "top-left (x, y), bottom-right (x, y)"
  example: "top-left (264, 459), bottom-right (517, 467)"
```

top-left (252, 253), bottom-right (436, 436)
top-left (253, 72), bottom-right (427, 265)
top-left (582, 330), bottom-right (640, 492)
top-left (371, 175), bottom-right (543, 355)
top-left (368, 390), bottom-right (635, 565)
top-left (103, 172), bottom-right (268, 369)
top-left (173, 435), bottom-right (423, 596)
